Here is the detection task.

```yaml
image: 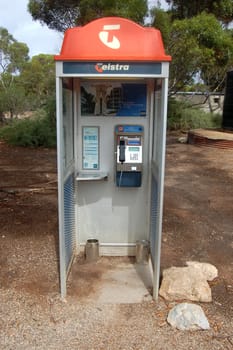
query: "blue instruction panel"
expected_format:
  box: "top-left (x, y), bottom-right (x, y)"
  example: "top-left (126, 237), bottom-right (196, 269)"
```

top-left (115, 125), bottom-right (144, 133)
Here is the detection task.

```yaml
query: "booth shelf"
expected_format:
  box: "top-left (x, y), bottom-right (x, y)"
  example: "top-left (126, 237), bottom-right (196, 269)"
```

top-left (76, 172), bottom-right (108, 181)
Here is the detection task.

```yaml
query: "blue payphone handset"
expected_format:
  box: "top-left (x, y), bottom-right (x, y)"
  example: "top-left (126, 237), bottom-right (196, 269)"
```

top-left (115, 125), bottom-right (143, 187)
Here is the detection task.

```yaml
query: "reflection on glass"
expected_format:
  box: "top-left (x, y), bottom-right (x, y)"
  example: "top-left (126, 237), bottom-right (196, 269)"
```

top-left (62, 78), bottom-right (74, 168)
top-left (81, 82), bottom-right (147, 117)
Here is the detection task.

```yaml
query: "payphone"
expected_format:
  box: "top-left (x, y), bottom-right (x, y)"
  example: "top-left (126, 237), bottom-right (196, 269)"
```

top-left (115, 125), bottom-right (143, 187)
top-left (55, 16), bottom-right (171, 299)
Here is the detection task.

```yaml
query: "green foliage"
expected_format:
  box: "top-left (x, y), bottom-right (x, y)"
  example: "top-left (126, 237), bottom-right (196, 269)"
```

top-left (167, 12), bottom-right (233, 92)
top-left (0, 111), bottom-right (56, 147)
top-left (167, 99), bottom-right (222, 130)
top-left (0, 27), bottom-right (29, 77)
top-left (166, 0), bottom-right (233, 26)
top-left (0, 28), bottom-right (30, 117)
top-left (0, 52), bottom-right (55, 117)
top-left (0, 31), bottom-right (56, 148)
top-left (28, 0), bottom-right (79, 31)
top-left (151, 8), bottom-right (172, 47)
top-left (78, 0), bottom-right (147, 25)
top-left (0, 82), bottom-right (27, 118)
top-left (28, 0), bottom-right (148, 31)
top-left (19, 54), bottom-right (55, 110)
top-left (43, 92), bottom-right (56, 128)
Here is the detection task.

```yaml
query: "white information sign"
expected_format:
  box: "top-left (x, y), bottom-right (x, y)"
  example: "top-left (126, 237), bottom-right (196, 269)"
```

top-left (82, 127), bottom-right (99, 169)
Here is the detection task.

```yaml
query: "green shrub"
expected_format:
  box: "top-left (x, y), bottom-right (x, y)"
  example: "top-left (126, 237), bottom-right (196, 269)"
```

top-left (167, 98), bottom-right (222, 130)
top-left (0, 111), bottom-right (56, 147)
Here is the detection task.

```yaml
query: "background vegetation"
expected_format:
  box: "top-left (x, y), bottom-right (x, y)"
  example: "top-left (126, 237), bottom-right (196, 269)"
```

top-left (167, 99), bottom-right (222, 130)
top-left (0, 0), bottom-right (232, 146)
top-left (0, 110), bottom-right (56, 147)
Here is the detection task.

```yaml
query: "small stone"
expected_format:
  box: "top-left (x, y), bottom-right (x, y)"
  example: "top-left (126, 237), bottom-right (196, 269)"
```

top-left (178, 136), bottom-right (188, 144)
top-left (167, 303), bottom-right (210, 331)
top-left (159, 265), bottom-right (212, 302)
top-left (186, 261), bottom-right (218, 281)
top-left (159, 262), bottom-right (218, 302)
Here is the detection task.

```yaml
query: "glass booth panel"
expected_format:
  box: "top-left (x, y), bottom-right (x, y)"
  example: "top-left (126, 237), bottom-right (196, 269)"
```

top-left (62, 78), bottom-right (74, 168)
top-left (81, 81), bottom-right (147, 117)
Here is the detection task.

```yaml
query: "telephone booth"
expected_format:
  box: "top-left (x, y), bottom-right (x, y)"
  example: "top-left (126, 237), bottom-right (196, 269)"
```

top-left (55, 17), bottom-right (171, 299)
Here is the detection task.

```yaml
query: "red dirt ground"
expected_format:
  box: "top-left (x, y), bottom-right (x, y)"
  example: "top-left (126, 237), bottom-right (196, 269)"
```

top-left (0, 133), bottom-right (232, 314)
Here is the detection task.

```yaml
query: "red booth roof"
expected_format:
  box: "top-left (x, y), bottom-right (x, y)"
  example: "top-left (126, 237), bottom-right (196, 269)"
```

top-left (54, 17), bottom-right (171, 62)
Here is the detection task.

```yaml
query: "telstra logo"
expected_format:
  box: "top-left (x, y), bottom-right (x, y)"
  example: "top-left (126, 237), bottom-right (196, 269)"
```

top-left (95, 63), bottom-right (129, 73)
top-left (99, 24), bottom-right (121, 49)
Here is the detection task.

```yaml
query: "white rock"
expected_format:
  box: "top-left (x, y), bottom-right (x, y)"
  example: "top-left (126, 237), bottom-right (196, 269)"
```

top-left (178, 136), bottom-right (188, 144)
top-left (159, 265), bottom-right (212, 302)
top-left (167, 303), bottom-right (210, 331)
top-left (186, 261), bottom-right (218, 281)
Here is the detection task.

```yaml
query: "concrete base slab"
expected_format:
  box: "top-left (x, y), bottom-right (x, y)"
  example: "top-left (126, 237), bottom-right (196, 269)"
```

top-left (96, 263), bottom-right (153, 304)
top-left (68, 257), bottom-right (153, 304)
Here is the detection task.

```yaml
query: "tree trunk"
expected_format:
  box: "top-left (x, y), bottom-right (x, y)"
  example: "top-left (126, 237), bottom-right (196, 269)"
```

top-left (0, 111), bottom-right (5, 122)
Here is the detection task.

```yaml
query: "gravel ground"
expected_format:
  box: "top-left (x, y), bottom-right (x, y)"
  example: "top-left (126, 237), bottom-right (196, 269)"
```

top-left (1, 288), bottom-right (233, 350)
top-left (0, 136), bottom-right (233, 350)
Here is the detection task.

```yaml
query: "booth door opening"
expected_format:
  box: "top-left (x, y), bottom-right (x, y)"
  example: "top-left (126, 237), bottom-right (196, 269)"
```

top-left (76, 81), bottom-right (151, 254)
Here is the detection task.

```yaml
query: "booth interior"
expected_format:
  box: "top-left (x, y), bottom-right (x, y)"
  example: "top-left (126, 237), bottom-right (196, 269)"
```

top-left (55, 17), bottom-right (171, 300)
